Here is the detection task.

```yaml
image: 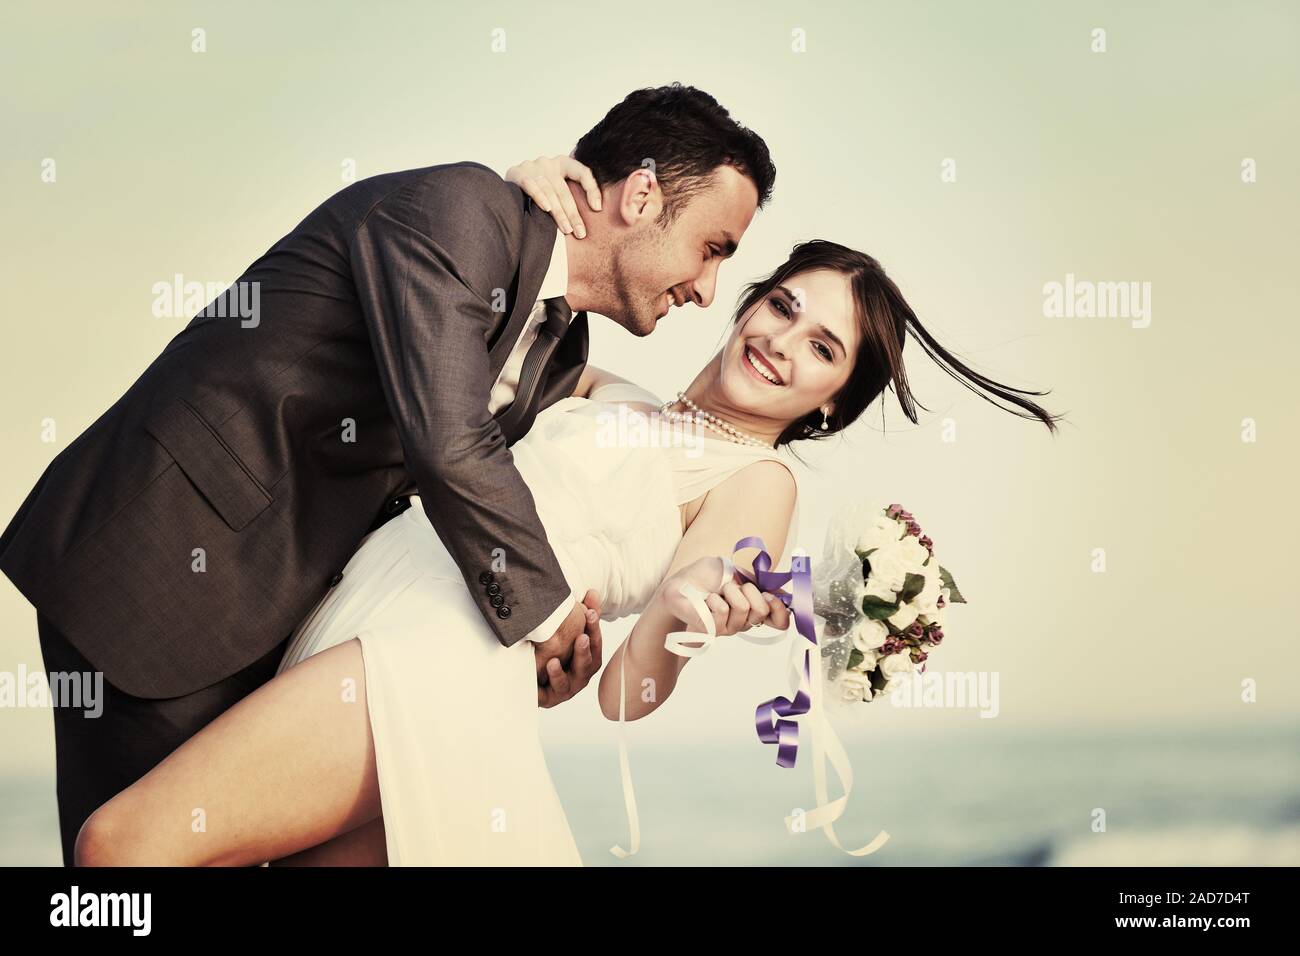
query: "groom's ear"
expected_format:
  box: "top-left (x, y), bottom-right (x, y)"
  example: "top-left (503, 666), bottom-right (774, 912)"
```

top-left (615, 168), bottom-right (663, 226)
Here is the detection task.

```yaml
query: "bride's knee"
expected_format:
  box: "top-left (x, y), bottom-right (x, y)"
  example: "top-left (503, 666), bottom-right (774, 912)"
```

top-left (75, 795), bottom-right (185, 867)
top-left (74, 802), bottom-right (136, 867)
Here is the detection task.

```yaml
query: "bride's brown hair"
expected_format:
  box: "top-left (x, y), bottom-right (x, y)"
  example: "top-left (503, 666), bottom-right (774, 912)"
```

top-left (733, 240), bottom-right (1066, 447)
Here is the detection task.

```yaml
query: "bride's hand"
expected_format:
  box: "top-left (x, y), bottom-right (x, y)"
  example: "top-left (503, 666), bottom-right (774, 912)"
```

top-left (504, 155), bottom-right (602, 238)
top-left (656, 556), bottom-right (790, 636)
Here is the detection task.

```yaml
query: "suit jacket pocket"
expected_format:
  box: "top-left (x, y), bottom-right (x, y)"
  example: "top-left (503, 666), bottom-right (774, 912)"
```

top-left (142, 397), bottom-right (273, 531)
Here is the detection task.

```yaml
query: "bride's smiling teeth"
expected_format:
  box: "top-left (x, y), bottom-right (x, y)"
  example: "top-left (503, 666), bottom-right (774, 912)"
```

top-left (743, 345), bottom-right (784, 386)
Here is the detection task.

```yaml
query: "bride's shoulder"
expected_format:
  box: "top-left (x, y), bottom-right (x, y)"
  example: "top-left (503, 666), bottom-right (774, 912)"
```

top-left (729, 456), bottom-right (799, 501)
top-left (722, 455), bottom-right (800, 537)
top-left (685, 456), bottom-right (800, 565)
top-left (695, 455), bottom-right (799, 521)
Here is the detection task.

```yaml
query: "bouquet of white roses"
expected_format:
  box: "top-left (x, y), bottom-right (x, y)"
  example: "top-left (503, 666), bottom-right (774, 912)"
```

top-left (814, 502), bottom-right (966, 704)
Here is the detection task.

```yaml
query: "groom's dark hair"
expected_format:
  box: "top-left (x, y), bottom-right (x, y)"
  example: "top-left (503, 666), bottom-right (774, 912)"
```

top-left (574, 83), bottom-right (776, 222)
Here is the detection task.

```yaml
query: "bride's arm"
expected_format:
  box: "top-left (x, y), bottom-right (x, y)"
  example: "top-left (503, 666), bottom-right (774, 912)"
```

top-left (503, 154), bottom-right (602, 238)
top-left (598, 460), bottom-right (797, 721)
top-left (501, 155), bottom-right (620, 401)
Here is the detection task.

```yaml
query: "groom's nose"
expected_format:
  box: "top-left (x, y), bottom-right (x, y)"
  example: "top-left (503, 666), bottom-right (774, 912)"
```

top-left (691, 261), bottom-right (721, 308)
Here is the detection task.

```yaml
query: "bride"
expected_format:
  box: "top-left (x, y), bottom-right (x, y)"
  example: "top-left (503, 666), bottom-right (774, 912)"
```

top-left (73, 158), bottom-right (1061, 867)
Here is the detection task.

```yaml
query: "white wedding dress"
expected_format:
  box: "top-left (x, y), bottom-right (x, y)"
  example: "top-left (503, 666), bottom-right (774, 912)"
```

top-left (275, 382), bottom-right (799, 865)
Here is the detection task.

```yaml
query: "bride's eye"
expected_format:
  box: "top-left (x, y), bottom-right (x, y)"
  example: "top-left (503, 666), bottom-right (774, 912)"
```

top-left (769, 296), bottom-right (790, 318)
top-left (813, 342), bottom-right (833, 361)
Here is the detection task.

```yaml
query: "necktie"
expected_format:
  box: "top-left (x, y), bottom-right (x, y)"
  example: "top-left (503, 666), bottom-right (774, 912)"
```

top-left (495, 296), bottom-right (572, 439)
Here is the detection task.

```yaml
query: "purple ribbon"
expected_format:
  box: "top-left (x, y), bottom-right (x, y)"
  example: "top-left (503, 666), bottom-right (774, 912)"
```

top-left (729, 536), bottom-right (817, 769)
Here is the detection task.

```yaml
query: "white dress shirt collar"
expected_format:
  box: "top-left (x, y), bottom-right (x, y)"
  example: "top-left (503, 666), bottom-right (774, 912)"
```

top-left (537, 229), bottom-right (569, 303)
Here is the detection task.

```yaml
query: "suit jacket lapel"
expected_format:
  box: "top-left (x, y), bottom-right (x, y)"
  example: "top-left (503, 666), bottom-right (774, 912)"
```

top-left (487, 198), bottom-right (559, 382)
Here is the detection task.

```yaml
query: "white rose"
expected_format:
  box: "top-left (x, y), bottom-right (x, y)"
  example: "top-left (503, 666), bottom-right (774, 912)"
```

top-left (914, 562), bottom-right (944, 615)
top-left (896, 535), bottom-right (930, 570)
top-left (878, 649), bottom-right (915, 680)
top-left (855, 513), bottom-right (904, 556)
top-left (840, 671), bottom-right (873, 702)
top-left (863, 575), bottom-right (897, 603)
top-left (866, 542), bottom-right (910, 592)
top-left (851, 619), bottom-right (888, 652)
top-left (888, 600), bottom-right (919, 630)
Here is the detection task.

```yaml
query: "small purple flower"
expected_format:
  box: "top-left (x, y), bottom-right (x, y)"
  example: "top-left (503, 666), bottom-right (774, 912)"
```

top-left (905, 622), bottom-right (925, 639)
top-left (920, 535), bottom-right (933, 551)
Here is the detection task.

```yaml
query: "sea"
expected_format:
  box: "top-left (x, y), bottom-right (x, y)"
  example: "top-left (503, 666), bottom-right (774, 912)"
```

top-left (3, 718), bottom-right (1296, 866)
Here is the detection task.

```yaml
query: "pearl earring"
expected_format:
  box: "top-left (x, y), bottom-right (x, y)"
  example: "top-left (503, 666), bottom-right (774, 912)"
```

top-left (820, 407), bottom-right (830, 430)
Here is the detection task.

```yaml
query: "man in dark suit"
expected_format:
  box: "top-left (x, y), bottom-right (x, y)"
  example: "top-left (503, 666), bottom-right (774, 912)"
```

top-left (0, 83), bottom-right (776, 865)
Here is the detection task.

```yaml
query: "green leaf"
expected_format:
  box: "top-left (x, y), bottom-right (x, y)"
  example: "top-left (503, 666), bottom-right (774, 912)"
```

top-left (899, 572), bottom-right (926, 603)
top-left (862, 594), bottom-right (898, 620)
top-left (939, 566), bottom-right (967, 604)
top-left (847, 648), bottom-right (865, 670)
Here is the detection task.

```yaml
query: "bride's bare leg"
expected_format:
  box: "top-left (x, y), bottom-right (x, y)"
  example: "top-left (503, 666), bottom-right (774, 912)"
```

top-left (270, 815), bottom-right (388, 866)
top-left (75, 638), bottom-right (381, 867)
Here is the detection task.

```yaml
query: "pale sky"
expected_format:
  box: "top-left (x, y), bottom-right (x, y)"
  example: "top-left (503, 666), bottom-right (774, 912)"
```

top-left (1, 0), bottom-right (1297, 774)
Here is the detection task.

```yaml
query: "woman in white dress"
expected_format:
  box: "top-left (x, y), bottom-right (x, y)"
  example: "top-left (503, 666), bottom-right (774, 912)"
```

top-left (75, 160), bottom-right (1061, 867)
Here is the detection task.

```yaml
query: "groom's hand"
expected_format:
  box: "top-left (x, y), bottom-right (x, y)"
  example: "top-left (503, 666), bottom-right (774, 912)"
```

top-left (535, 589), bottom-right (603, 708)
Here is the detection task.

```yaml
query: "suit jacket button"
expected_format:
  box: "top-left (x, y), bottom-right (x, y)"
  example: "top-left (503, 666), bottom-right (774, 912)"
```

top-left (489, 593), bottom-right (504, 608)
top-left (496, 605), bottom-right (511, 619)
top-left (385, 497), bottom-right (406, 516)
top-left (330, 572), bottom-right (344, 587)
top-left (486, 582), bottom-right (501, 596)
top-left (478, 571), bottom-right (495, 585)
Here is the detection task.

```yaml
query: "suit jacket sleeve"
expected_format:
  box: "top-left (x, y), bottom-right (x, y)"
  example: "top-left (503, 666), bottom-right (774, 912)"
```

top-left (347, 170), bottom-right (572, 647)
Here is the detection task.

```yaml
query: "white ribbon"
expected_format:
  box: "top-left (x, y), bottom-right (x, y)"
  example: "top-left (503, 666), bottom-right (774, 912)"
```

top-left (610, 558), bottom-right (890, 860)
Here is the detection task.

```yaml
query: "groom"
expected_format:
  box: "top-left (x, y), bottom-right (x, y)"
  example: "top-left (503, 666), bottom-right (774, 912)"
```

top-left (0, 83), bottom-right (776, 865)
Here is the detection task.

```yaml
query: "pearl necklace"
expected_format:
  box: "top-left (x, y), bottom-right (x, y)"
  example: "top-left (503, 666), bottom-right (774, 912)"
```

top-left (658, 391), bottom-right (773, 448)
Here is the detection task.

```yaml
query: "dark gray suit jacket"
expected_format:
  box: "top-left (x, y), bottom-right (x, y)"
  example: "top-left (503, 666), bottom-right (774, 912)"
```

top-left (0, 162), bottom-right (588, 699)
